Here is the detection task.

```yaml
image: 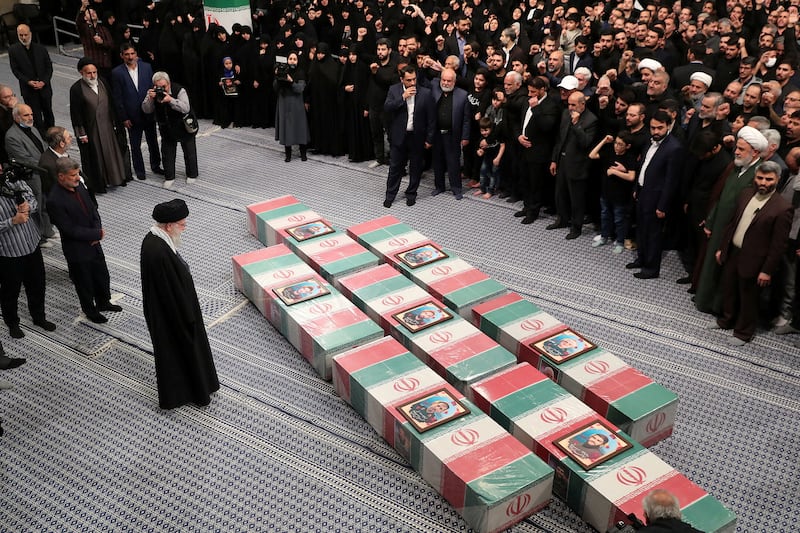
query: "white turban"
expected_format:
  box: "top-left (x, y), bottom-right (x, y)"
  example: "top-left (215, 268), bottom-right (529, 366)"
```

top-left (638, 58), bottom-right (663, 72)
top-left (690, 71), bottom-right (713, 88)
top-left (737, 126), bottom-right (768, 152)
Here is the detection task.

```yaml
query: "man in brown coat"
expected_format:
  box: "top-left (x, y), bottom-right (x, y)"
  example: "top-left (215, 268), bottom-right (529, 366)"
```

top-left (710, 160), bottom-right (794, 345)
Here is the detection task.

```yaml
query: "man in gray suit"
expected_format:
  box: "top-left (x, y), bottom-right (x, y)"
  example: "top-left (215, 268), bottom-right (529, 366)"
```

top-left (4, 103), bottom-right (55, 246)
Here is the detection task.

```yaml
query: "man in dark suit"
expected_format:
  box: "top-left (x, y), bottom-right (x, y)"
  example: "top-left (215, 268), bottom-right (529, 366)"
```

top-left (111, 43), bottom-right (163, 181)
top-left (548, 92), bottom-right (598, 239)
top-left (670, 43), bottom-right (715, 92)
top-left (47, 158), bottom-right (122, 324)
top-left (627, 110), bottom-right (684, 279)
top-left (566, 37), bottom-right (593, 75)
top-left (4, 103), bottom-right (54, 244)
top-left (383, 65), bottom-right (435, 208)
top-left (8, 24), bottom-right (54, 132)
top-left (711, 161), bottom-right (793, 345)
top-left (430, 68), bottom-right (470, 200)
top-left (517, 77), bottom-right (560, 224)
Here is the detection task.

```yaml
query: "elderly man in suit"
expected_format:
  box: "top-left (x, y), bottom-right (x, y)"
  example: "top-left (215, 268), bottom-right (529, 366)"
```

top-left (710, 161), bottom-right (793, 345)
top-left (626, 110), bottom-right (684, 279)
top-left (430, 68), bottom-right (470, 200)
top-left (517, 76), bottom-right (561, 224)
top-left (8, 24), bottom-right (54, 132)
top-left (383, 65), bottom-right (435, 208)
top-left (111, 43), bottom-right (163, 181)
top-left (548, 91), bottom-right (598, 239)
top-left (47, 158), bottom-right (122, 324)
top-left (4, 103), bottom-right (55, 245)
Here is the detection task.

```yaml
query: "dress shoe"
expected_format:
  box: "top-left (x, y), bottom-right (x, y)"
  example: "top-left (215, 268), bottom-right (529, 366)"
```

top-left (8, 325), bottom-right (24, 339)
top-left (151, 167), bottom-right (165, 175)
top-left (513, 209), bottom-right (528, 218)
top-left (406, 197), bottom-right (415, 206)
top-left (633, 271), bottom-right (659, 279)
top-left (0, 354), bottom-right (25, 369)
top-left (774, 324), bottom-right (800, 335)
top-left (86, 312), bottom-right (108, 324)
top-left (431, 189), bottom-right (445, 196)
top-left (625, 261), bottom-right (642, 270)
top-left (497, 191), bottom-right (510, 199)
top-left (521, 214), bottom-right (537, 224)
top-left (453, 192), bottom-right (463, 200)
top-left (33, 319), bottom-right (56, 331)
top-left (98, 303), bottom-right (123, 312)
top-left (545, 221), bottom-right (567, 230)
top-left (136, 174), bottom-right (146, 180)
top-left (726, 336), bottom-right (747, 346)
top-left (119, 181), bottom-right (127, 187)
top-left (505, 195), bottom-right (520, 203)
top-left (383, 200), bottom-right (393, 208)
top-left (565, 230), bottom-right (581, 240)
top-left (676, 276), bottom-right (691, 285)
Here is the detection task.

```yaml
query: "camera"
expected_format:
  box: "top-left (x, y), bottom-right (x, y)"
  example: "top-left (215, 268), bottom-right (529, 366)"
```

top-left (0, 160), bottom-right (33, 205)
top-left (154, 86), bottom-right (167, 102)
top-left (606, 513), bottom-right (645, 533)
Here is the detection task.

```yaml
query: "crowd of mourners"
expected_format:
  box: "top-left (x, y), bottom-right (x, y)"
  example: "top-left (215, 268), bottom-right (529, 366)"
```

top-left (4, 0), bottom-right (800, 350)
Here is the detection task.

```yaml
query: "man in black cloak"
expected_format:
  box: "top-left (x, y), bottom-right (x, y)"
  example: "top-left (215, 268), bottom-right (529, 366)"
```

top-left (140, 199), bottom-right (219, 409)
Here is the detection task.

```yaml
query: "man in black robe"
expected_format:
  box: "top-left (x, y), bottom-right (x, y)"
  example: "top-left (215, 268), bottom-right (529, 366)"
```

top-left (141, 199), bottom-right (219, 410)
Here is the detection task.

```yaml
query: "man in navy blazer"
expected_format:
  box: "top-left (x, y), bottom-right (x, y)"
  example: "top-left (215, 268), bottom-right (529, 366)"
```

top-left (383, 65), bottom-right (435, 207)
top-left (111, 43), bottom-right (162, 180)
top-left (47, 158), bottom-right (121, 324)
top-left (628, 110), bottom-right (684, 279)
top-left (430, 68), bottom-right (470, 200)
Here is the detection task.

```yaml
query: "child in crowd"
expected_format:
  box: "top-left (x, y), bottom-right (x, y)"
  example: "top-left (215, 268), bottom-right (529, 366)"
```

top-left (478, 89), bottom-right (506, 195)
top-left (588, 132), bottom-right (636, 254)
top-left (474, 117), bottom-right (505, 198)
top-left (216, 56), bottom-right (241, 128)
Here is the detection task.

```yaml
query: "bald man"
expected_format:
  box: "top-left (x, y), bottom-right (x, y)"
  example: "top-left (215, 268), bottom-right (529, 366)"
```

top-left (8, 24), bottom-right (54, 131)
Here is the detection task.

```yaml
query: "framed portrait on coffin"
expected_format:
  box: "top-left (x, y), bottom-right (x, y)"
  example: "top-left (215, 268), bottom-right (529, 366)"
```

top-left (273, 277), bottom-right (330, 306)
top-left (553, 420), bottom-right (632, 470)
top-left (392, 301), bottom-right (453, 333)
top-left (531, 327), bottom-right (596, 364)
top-left (395, 244), bottom-right (448, 269)
top-left (286, 220), bottom-right (335, 241)
top-left (397, 389), bottom-right (470, 433)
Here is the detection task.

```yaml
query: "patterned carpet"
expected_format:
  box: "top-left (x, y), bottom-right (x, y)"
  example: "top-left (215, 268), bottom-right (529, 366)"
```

top-left (0, 48), bottom-right (797, 532)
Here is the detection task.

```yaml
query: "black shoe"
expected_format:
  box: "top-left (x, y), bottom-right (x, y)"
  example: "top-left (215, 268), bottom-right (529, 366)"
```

top-left (98, 303), bottom-right (123, 312)
top-left (86, 312), bottom-right (108, 324)
top-left (687, 287), bottom-right (696, 294)
top-left (0, 355), bottom-right (26, 369)
top-left (8, 325), bottom-right (24, 339)
top-left (136, 174), bottom-right (146, 180)
top-left (431, 189), bottom-right (445, 197)
top-left (33, 319), bottom-right (56, 331)
top-left (521, 215), bottom-right (536, 224)
top-left (676, 276), bottom-right (691, 285)
top-left (634, 271), bottom-right (659, 279)
top-left (625, 261), bottom-right (642, 270)
top-left (498, 191), bottom-right (510, 199)
top-left (505, 195), bottom-right (520, 203)
top-left (406, 197), bottom-right (416, 206)
top-left (151, 167), bottom-right (165, 175)
top-left (119, 181), bottom-right (127, 187)
top-left (565, 230), bottom-right (581, 240)
top-left (546, 221), bottom-right (567, 230)
top-left (513, 209), bottom-right (527, 218)
top-left (543, 206), bottom-right (557, 215)
top-left (383, 199), bottom-right (392, 208)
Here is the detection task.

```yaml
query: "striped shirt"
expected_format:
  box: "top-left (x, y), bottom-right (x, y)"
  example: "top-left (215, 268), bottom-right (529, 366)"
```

top-left (0, 180), bottom-right (40, 257)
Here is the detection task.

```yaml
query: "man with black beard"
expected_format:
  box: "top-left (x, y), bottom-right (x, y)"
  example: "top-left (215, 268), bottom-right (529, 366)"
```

top-left (711, 161), bottom-right (793, 345)
top-left (367, 38), bottom-right (397, 168)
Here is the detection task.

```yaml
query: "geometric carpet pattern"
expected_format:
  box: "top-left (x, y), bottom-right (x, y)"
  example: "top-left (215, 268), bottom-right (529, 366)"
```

top-left (0, 49), bottom-right (797, 532)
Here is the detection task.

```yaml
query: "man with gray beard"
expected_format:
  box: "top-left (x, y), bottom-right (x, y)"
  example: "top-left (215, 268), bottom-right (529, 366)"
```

top-left (140, 199), bottom-right (219, 409)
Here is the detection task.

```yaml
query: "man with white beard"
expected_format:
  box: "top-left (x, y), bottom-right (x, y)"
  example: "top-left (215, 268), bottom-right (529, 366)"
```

top-left (694, 126), bottom-right (768, 314)
top-left (140, 199), bottom-right (219, 410)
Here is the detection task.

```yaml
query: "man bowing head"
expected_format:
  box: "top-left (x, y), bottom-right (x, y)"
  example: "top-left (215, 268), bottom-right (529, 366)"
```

top-left (141, 199), bottom-right (219, 409)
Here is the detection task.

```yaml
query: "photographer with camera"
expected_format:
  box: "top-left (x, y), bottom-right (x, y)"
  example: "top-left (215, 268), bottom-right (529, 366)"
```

top-left (142, 71), bottom-right (199, 189)
top-left (273, 51), bottom-right (309, 162)
top-left (0, 161), bottom-right (56, 340)
top-left (613, 489), bottom-right (702, 533)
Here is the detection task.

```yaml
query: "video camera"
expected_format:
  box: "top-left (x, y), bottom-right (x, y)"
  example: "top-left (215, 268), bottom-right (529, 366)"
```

top-left (0, 160), bottom-right (34, 205)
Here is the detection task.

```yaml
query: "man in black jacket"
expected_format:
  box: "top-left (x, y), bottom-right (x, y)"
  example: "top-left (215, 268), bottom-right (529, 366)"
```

top-left (8, 24), bottom-right (54, 132)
